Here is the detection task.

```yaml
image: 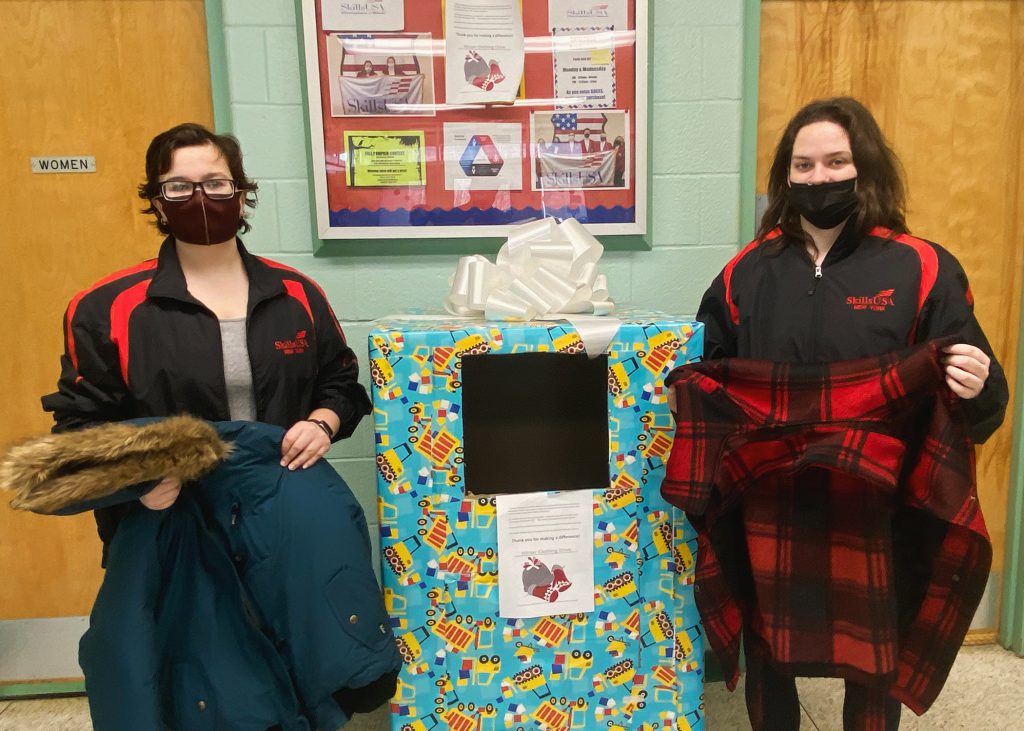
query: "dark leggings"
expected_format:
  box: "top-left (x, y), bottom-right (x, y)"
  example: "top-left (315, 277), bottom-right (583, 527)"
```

top-left (744, 634), bottom-right (902, 731)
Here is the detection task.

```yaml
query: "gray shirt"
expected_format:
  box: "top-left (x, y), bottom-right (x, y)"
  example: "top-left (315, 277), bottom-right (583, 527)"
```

top-left (218, 318), bottom-right (257, 421)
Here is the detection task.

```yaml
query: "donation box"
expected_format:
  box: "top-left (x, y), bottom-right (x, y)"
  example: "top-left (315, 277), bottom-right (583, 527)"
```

top-left (370, 315), bottom-right (705, 731)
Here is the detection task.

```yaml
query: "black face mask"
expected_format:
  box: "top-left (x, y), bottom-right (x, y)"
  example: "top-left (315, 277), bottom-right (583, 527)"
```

top-left (787, 177), bottom-right (859, 229)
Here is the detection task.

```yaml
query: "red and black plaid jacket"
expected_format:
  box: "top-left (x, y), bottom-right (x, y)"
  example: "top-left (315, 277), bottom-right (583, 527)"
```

top-left (662, 340), bottom-right (991, 715)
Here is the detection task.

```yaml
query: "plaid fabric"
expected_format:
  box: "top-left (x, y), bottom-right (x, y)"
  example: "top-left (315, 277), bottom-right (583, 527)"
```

top-left (744, 630), bottom-right (903, 731)
top-left (662, 340), bottom-right (991, 715)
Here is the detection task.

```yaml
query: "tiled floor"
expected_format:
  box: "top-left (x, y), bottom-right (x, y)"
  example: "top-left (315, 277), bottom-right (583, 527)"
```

top-left (0, 645), bottom-right (1020, 730)
top-left (702, 644), bottom-right (1024, 730)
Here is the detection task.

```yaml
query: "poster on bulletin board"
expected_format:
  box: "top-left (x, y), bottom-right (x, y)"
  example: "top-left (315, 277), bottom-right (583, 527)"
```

top-left (300, 0), bottom-right (650, 246)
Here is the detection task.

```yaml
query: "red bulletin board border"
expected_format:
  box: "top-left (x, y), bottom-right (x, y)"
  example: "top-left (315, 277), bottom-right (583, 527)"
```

top-left (299, 0), bottom-right (650, 249)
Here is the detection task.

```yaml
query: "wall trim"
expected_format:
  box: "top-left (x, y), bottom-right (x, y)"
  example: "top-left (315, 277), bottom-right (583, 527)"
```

top-left (204, 0), bottom-right (234, 132)
top-left (999, 280), bottom-right (1024, 654)
top-left (739, 0), bottom-right (761, 243)
top-left (0, 617), bottom-right (88, 691)
top-left (0, 680), bottom-right (85, 701)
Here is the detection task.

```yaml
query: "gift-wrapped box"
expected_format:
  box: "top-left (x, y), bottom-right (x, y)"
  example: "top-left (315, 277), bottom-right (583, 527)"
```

top-left (370, 313), bottom-right (707, 731)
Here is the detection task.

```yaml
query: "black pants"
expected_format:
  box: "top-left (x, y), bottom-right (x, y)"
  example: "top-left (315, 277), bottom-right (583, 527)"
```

top-left (743, 634), bottom-right (902, 731)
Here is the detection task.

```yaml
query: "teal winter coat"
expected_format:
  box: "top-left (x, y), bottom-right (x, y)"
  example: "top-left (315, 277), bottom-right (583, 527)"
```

top-left (3, 418), bottom-right (401, 731)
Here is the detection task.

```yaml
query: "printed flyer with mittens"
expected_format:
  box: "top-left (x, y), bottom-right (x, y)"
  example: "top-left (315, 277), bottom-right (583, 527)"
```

top-left (444, 0), bottom-right (524, 104)
top-left (496, 490), bottom-right (594, 618)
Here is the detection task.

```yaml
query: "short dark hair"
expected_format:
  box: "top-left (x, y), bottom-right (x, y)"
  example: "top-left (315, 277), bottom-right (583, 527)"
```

top-left (758, 97), bottom-right (907, 251)
top-left (138, 123), bottom-right (259, 235)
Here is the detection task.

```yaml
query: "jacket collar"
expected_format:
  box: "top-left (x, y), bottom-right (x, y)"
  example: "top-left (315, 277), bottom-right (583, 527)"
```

top-left (146, 237), bottom-right (285, 310)
top-left (782, 217), bottom-right (861, 267)
top-left (821, 217), bottom-right (860, 265)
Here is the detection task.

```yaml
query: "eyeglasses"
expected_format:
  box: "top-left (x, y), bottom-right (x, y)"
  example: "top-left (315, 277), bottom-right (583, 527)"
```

top-left (159, 179), bottom-right (237, 201)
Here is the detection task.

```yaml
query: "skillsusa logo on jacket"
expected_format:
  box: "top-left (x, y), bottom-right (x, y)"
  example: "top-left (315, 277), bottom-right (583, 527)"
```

top-left (275, 330), bottom-right (308, 354)
top-left (847, 289), bottom-right (895, 312)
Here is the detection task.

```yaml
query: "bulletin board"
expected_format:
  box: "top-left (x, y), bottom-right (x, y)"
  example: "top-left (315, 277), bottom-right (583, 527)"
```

top-left (300, 0), bottom-right (650, 249)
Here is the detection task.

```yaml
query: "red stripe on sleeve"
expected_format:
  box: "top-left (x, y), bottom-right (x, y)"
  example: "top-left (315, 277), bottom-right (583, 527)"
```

top-left (723, 231), bottom-right (774, 326)
top-left (873, 227), bottom-right (939, 341)
top-left (65, 260), bottom-right (158, 372)
top-left (109, 280), bottom-right (152, 386)
top-left (282, 279), bottom-right (313, 326)
top-left (258, 257), bottom-right (345, 340)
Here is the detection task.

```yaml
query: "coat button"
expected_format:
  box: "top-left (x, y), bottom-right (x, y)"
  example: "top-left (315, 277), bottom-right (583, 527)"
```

top-left (197, 700), bottom-right (207, 711)
top-left (349, 614), bottom-right (359, 624)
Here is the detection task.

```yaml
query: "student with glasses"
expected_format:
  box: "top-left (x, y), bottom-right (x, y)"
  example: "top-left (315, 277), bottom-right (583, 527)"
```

top-left (44, 121), bottom-right (371, 528)
top-left (41, 122), bottom-right (388, 728)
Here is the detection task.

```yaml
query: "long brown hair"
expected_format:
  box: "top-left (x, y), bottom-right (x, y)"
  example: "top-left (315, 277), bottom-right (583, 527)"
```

top-left (758, 97), bottom-right (908, 252)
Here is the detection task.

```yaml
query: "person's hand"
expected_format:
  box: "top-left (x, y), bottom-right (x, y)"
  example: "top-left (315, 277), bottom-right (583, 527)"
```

top-left (281, 420), bottom-right (331, 470)
top-left (942, 343), bottom-right (990, 399)
top-left (140, 476), bottom-right (182, 510)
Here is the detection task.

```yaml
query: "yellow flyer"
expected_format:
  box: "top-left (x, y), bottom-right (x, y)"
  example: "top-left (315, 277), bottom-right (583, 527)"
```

top-left (344, 131), bottom-right (426, 187)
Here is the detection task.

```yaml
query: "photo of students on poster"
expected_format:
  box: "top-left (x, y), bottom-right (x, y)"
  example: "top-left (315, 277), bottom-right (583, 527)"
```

top-left (327, 33), bottom-right (435, 116)
top-left (531, 110), bottom-right (629, 190)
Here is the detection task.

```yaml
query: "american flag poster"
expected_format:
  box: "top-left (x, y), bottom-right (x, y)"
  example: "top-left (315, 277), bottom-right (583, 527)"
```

top-left (531, 110), bottom-right (629, 190)
top-left (327, 33), bottom-right (436, 117)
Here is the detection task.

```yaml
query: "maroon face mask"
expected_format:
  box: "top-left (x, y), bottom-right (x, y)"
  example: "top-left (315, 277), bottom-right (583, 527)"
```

top-left (160, 190), bottom-right (243, 245)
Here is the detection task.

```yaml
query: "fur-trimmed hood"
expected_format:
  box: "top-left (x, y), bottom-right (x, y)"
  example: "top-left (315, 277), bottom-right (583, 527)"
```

top-left (1, 416), bottom-right (231, 514)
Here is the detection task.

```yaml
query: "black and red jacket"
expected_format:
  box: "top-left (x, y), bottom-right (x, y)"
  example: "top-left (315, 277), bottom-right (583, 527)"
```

top-left (42, 237), bottom-right (372, 552)
top-left (43, 237), bottom-right (370, 435)
top-left (697, 225), bottom-right (1008, 442)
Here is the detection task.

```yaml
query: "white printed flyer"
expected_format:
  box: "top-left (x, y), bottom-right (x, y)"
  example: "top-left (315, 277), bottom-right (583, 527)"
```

top-left (547, 0), bottom-right (628, 31)
top-left (443, 122), bottom-right (523, 191)
top-left (551, 28), bottom-right (616, 108)
top-left (496, 491), bottom-right (595, 619)
top-left (321, 0), bottom-right (406, 31)
top-left (444, 0), bottom-right (524, 104)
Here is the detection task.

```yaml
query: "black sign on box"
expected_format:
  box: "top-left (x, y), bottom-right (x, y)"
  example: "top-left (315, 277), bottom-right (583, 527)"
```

top-left (460, 352), bottom-right (610, 495)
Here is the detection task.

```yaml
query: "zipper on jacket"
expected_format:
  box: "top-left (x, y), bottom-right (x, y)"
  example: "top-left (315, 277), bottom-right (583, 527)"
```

top-left (807, 261), bottom-right (823, 360)
top-left (807, 265), bottom-right (822, 296)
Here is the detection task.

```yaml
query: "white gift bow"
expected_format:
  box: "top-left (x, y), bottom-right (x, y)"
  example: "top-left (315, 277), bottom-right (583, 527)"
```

top-left (443, 218), bottom-right (619, 357)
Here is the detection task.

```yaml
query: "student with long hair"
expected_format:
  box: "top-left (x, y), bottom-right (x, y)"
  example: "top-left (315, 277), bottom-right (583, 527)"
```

top-left (675, 97), bottom-right (1008, 730)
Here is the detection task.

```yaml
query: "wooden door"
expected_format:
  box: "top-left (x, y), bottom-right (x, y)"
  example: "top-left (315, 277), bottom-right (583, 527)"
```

top-left (758, 0), bottom-right (1024, 634)
top-left (0, 0), bottom-right (212, 641)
